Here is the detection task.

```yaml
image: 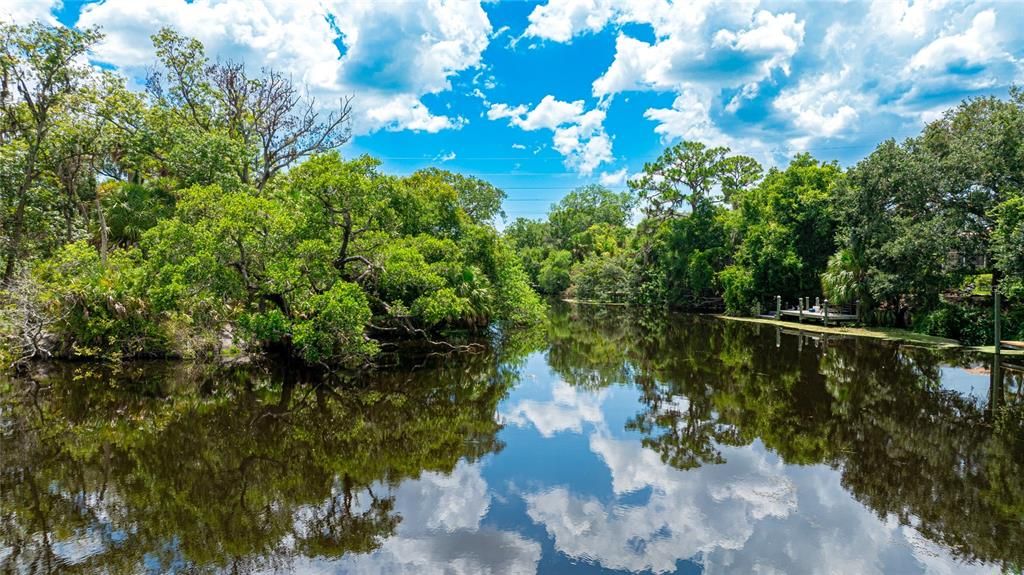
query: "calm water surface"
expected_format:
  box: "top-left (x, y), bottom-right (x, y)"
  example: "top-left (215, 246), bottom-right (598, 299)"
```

top-left (2, 303), bottom-right (1022, 574)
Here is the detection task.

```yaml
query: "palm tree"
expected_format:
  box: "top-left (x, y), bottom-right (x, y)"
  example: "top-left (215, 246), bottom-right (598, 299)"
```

top-left (821, 248), bottom-right (869, 310)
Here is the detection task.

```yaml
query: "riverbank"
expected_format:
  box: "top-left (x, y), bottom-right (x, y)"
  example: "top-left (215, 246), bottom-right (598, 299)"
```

top-left (718, 315), bottom-right (1024, 356)
top-left (559, 299), bottom-right (1023, 355)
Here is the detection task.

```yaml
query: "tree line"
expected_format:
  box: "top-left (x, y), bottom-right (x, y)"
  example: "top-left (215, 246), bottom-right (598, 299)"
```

top-left (506, 92), bottom-right (1024, 345)
top-left (0, 23), bottom-right (543, 368)
top-left (2, 20), bottom-right (1022, 368)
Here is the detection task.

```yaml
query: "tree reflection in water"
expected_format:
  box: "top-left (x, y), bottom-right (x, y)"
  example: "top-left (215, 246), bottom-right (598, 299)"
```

top-left (545, 302), bottom-right (1024, 571)
top-left (2, 305), bottom-right (1023, 573)
top-left (0, 338), bottom-right (533, 574)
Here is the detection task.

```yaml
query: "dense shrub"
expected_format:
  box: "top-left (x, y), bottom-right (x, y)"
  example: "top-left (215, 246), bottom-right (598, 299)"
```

top-left (913, 301), bottom-right (1022, 345)
top-left (32, 241), bottom-right (173, 359)
top-left (537, 250), bottom-right (572, 295)
top-left (567, 254), bottom-right (631, 303)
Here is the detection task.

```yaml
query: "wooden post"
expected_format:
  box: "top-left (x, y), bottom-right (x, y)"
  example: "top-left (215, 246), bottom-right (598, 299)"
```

top-left (798, 298), bottom-right (804, 323)
top-left (990, 351), bottom-right (1003, 413)
top-left (823, 299), bottom-right (830, 327)
top-left (994, 290), bottom-right (1002, 356)
top-left (815, 297), bottom-right (820, 311)
top-left (855, 299), bottom-right (861, 323)
top-left (775, 295), bottom-right (781, 320)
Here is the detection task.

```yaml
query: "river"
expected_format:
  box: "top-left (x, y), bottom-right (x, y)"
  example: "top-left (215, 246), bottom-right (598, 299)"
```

top-left (1, 302), bottom-right (1021, 574)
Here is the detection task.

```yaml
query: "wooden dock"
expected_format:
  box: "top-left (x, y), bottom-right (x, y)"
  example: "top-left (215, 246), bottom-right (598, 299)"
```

top-left (761, 296), bottom-right (859, 326)
top-left (779, 309), bottom-right (858, 323)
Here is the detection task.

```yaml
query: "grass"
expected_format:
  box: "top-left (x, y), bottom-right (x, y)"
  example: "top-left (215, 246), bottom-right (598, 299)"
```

top-left (561, 299), bottom-right (1024, 355)
top-left (967, 345), bottom-right (1024, 356)
top-left (561, 298), bottom-right (631, 306)
top-left (719, 315), bottom-right (963, 348)
top-left (722, 315), bottom-right (1024, 355)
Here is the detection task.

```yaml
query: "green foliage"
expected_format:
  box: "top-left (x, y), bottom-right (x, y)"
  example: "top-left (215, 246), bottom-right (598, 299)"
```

top-left (292, 282), bottom-right (376, 364)
top-left (0, 22), bottom-right (102, 279)
top-left (730, 154), bottom-right (842, 301)
top-left (547, 184), bottom-right (634, 258)
top-left (913, 302), bottom-right (993, 346)
top-left (2, 143), bottom-right (542, 367)
top-left (128, 156), bottom-right (543, 365)
top-left (32, 241), bottom-right (170, 359)
top-left (461, 226), bottom-right (545, 326)
top-left (656, 202), bottom-right (731, 305)
top-left (503, 186), bottom-right (637, 300)
top-left (411, 287), bottom-right (473, 328)
top-left (567, 253), bottom-right (631, 303)
top-left (101, 182), bottom-right (175, 245)
top-left (821, 248), bottom-right (867, 306)
top-left (538, 249), bottom-right (572, 295)
top-left (503, 217), bottom-right (551, 285)
top-left (993, 195), bottom-right (1024, 298)
top-left (833, 140), bottom-right (953, 325)
top-left (913, 301), bottom-right (1023, 345)
top-left (412, 167), bottom-right (506, 224)
top-left (719, 264), bottom-right (755, 315)
top-left (629, 140), bottom-right (760, 220)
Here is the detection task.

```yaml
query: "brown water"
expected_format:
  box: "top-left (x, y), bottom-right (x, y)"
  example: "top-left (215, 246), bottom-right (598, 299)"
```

top-left (1, 303), bottom-right (1022, 574)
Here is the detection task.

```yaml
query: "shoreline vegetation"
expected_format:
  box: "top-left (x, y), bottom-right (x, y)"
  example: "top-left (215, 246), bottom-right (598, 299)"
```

top-left (563, 298), bottom-right (1022, 354)
top-left (1, 21), bottom-right (1022, 371)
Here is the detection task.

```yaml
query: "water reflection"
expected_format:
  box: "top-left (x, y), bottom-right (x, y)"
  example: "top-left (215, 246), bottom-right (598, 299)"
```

top-left (540, 303), bottom-right (1023, 573)
top-left (0, 348), bottom-right (531, 574)
top-left (1, 304), bottom-right (1022, 574)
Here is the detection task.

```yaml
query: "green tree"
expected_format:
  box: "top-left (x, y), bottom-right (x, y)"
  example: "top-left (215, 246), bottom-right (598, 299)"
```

top-left (504, 217), bottom-right (551, 285)
top-left (628, 141), bottom-right (763, 308)
top-left (629, 141), bottom-right (760, 220)
top-left (720, 154), bottom-right (843, 313)
top-left (0, 22), bottom-right (101, 280)
top-left (919, 87), bottom-right (1024, 289)
top-left (412, 167), bottom-right (507, 224)
top-left (567, 252), bottom-right (631, 303)
top-left (538, 249), bottom-right (572, 294)
top-left (547, 184), bottom-right (634, 258)
top-left (993, 195), bottom-right (1024, 298)
top-left (146, 28), bottom-right (353, 190)
top-left (833, 140), bottom-right (950, 326)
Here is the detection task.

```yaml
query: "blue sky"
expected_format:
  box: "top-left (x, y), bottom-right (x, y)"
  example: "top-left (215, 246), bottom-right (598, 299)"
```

top-left (5, 0), bottom-right (1023, 222)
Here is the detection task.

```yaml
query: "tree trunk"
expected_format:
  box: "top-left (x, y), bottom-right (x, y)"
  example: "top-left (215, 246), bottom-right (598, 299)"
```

top-left (3, 196), bottom-right (27, 282)
top-left (336, 211), bottom-right (353, 274)
top-left (3, 133), bottom-right (41, 282)
top-left (96, 198), bottom-right (108, 266)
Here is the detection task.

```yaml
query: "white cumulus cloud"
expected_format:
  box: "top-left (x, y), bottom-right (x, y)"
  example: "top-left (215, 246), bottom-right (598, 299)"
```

top-left (488, 96), bottom-right (614, 175)
top-left (599, 168), bottom-right (627, 186)
top-left (524, 0), bottom-right (1024, 165)
top-left (774, 66), bottom-right (863, 138)
top-left (72, 0), bottom-right (491, 135)
top-left (908, 9), bottom-right (1003, 72)
top-left (0, 0), bottom-right (61, 24)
